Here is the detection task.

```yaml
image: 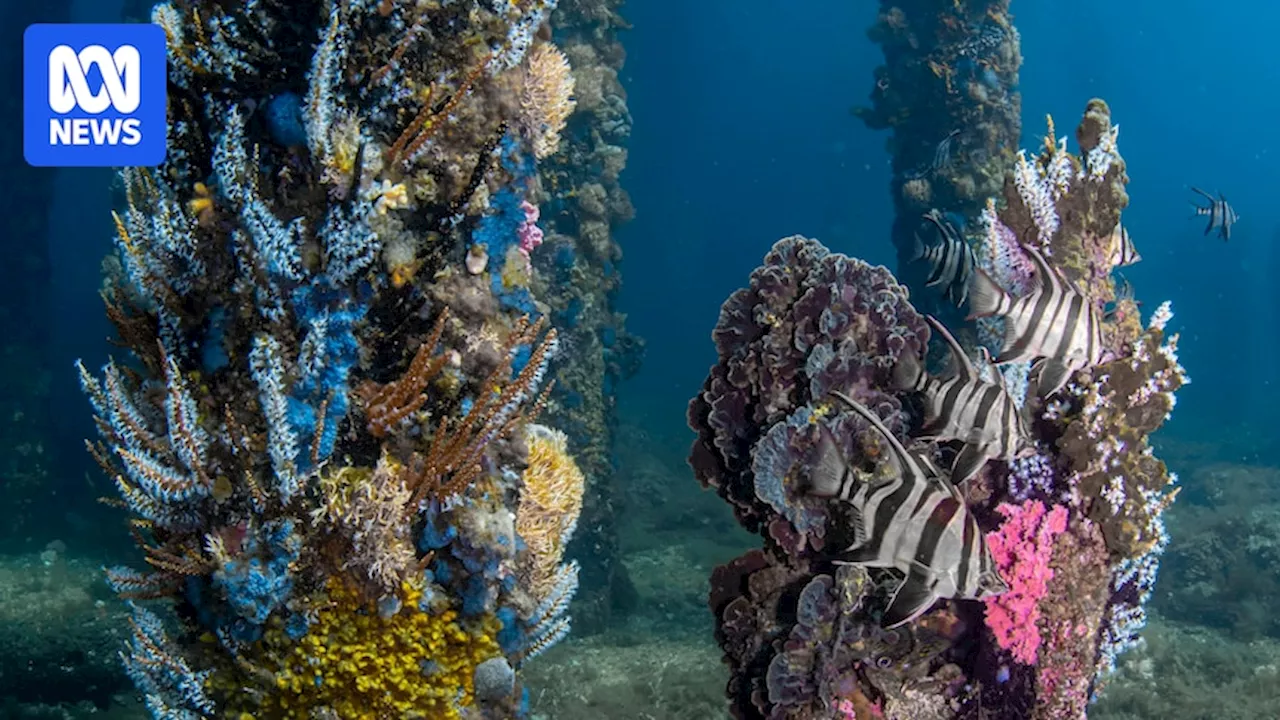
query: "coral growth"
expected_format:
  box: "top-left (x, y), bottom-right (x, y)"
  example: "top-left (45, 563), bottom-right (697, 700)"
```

top-left (983, 500), bottom-right (1068, 665)
top-left (857, 0), bottom-right (1022, 324)
top-left (689, 103), bottom-right (1186, 720)
top-left (81, 1), bottom-right (605, 717)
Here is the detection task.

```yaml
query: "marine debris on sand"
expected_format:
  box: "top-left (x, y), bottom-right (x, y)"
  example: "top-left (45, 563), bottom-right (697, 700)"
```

top-left (688, 101), bottom-right (1186, 720)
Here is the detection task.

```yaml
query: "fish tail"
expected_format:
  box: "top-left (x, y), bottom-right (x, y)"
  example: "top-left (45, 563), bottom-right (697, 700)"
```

top-left (966, 269), bottom-right (1008, 320)
top-left (891, 351), bottom-right (926, 392)
top-left (809, 423), bottom-right (852, 498)
top-left (909, 231), bottom-right (926, 262)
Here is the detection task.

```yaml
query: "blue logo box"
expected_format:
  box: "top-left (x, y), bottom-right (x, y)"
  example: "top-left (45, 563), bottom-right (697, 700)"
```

top-left (24, 23), bottom-right (167, 167)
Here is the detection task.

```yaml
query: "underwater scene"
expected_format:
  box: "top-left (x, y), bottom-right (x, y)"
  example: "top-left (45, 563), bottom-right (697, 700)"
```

top-left (2, 0), bottom-right (1278, 718)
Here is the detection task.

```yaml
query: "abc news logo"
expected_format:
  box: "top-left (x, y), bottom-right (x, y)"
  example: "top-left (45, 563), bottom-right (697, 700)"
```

top-left (24, 23), bottom-right (167, 167)
top-left (48, 44), bottom-right (144, 146)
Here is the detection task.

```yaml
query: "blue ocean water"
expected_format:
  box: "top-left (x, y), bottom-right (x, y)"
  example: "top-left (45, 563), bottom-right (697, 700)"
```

top-left (3, 0), bottom-right (1279, 717)
top-left (619, 0), bottom-right (1277, 460)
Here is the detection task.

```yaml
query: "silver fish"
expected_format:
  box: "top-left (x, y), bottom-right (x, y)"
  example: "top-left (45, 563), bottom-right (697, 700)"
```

top-left (1190, 187), bottom-right (1238, 241)
top-left (911, 210), bottom-right (976, 307)
top-left (967, 243), bottom-right (1105, 398)
top-left (810, 391), bottom-right (1008, 628)
top-left (1107, 223), bottom-right (1141, 268)
top-left (892, 316), bottom-right (1032, 484)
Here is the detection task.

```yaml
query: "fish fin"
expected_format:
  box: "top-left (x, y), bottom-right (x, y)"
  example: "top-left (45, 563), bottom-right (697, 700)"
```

top-left (992, 320), bottom-right (1022, 363)
top-left (1204, 217), bottom-right (1215, 236)
top-left (950, 443), bottom-right (989, 485)
top-left (1190, 186), bottom-right (1215, 200)
top-left (910, 231), bottom-right (927, 262)
top-left (847, 504), bottom-right (868, 549)
top-left (809, 423), bottom-right (853, 498)
top-left (891, 351), bottom-right (926, 392)
top-left (982, 349), bottom-right (1007, 390)
top-left (883, 569), bottom-right (938, 628)
top-left (966, 269), bottom-right (1008, 320)
top-left (940, 476), bottom-right (965, 502)
top-left (925, 315), bottom-right (977, 383)
top-left (1036, 357), bottom-right (1073, 398)
top-left (835, 545), bottom-right (889, 566)
top-left (948, 279), bottom-right (969, 308)
top-left (828, 390), bottom-right (914, 473)
top-left (916, 414), bottom-right (946, 436)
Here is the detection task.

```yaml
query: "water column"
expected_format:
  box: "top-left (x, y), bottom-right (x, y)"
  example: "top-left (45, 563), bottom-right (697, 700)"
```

top-left (855, 1), bottom-right (1022, 333)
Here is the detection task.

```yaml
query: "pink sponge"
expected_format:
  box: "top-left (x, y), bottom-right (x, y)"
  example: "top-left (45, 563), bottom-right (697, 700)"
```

top-left (517, 200), bottom-right (543, 258)
top-left (983, 500), bottom-right (1069, 665)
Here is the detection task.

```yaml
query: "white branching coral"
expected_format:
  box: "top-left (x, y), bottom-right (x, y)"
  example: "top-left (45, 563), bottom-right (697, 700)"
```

top-left (1044, 137), bottom-right (1075, 199)
top-left (517, 44), bottom-right (578, 159)
top-left (1013, 149), bottom-right (1060, 250)
top-left (1146, 300), bottom-right (1173, 332)
top-left (1087, 124), bottom-right (1121, 181)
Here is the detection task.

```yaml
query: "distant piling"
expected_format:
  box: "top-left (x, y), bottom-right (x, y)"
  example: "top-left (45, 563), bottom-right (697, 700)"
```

top-left (855, 0), bottom-right (1022, 330)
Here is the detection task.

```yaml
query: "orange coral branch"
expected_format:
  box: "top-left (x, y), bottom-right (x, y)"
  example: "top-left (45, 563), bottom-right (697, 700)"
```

top-left (356, 309), bottom-right (451, 438)
top-left (406, 318), bottom-right (557, 506)
top-left (386, 59), bottom-right (489, 167)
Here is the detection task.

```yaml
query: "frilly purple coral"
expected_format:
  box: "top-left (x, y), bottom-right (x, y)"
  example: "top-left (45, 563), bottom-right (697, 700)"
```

top-left (688, 235), bottom-right (927, 544)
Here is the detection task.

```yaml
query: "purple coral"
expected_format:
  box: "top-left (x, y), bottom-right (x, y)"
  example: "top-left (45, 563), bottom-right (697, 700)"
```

top-left (688, 236), bottom-right (927, 544)
top-left (517, 200), bottom-right (543, 260)
top-left (979, 206), bottom-right (1035, 296)
top-left (690, 236), bottom-right (930, 718)
top-left (1007, 450), bottom-right (1056, 502)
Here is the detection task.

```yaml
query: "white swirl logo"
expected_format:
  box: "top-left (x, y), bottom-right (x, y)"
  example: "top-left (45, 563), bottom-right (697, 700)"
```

top-left (47, 44), bottom-right (140, 114)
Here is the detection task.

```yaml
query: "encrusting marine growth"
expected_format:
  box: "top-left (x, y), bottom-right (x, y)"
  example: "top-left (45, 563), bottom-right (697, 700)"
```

top-left (78, 1), bottom-right (599, 717)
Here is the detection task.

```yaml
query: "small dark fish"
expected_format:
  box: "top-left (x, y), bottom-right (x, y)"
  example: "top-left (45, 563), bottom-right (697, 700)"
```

top-left (932, 129), bottom-right (961, 173)
top-left (891, 315), bottom-right (1032, 484)
top-left (967, 243), bottom-right (1105, 397)
top-left (1107, 223), bottom-right (1141, 268)
top-left (810, 392), bottom-right (1008, 628)
top-left (911, 209), bottom-right (976, 307)
top-left (1190, 187), bottom-right (1238, 241)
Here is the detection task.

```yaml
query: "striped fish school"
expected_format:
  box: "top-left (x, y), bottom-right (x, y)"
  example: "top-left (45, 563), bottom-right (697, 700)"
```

top-left (968, 243), bottom-right (1105, 398)
top-left (891, 315), bottom-right (1031, 484)
top-left (808, 391), bottom-right (1008, 628)
top-left (911, 209), bottom-right (976, 307)
top-left (1190, 186), bottom-right (1239, 241)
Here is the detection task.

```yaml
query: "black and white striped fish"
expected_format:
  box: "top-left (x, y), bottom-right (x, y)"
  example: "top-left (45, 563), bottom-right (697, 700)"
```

top-left (911, 209), bottom-right (976, 307)
top-left (891, 316), bottom-right (1031, 484)
top-left (1190, 187), bottom-right (1238, 241)
top-left (932, 129), bottom-right (961, 173)
top-left (1107, 223), bottom-right (1141, 268)
top-left (967, 243), bottom-right (1105, 398)
top-left (809, 391), bottom-right (1008, 628)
